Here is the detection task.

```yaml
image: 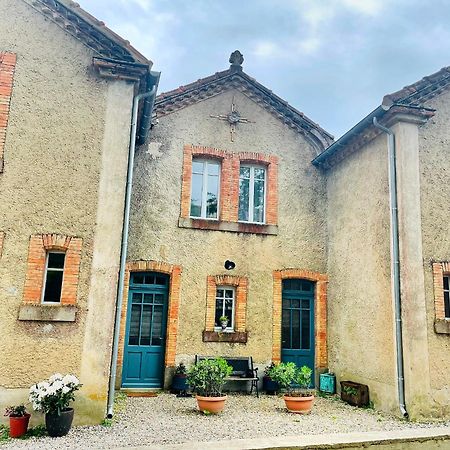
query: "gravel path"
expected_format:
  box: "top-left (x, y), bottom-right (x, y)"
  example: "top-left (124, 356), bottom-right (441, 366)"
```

top-left (2, 393), bottom-right (449, 449)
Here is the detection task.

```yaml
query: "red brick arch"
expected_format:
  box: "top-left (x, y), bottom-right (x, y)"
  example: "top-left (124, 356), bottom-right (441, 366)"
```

top-left (272, 269), bottom-right (328, 369)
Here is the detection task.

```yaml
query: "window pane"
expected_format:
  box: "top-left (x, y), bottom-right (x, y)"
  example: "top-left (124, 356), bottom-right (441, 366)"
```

top-left (282, 309), bottom-right (290, 349)
top-left (140, 305), bottom-right (152, 346)
top-left (224, 298), bottom-right (233, 321)
top-left (239, 177), bottom-right (250, 221)
top-left (154, 293), bottom-right (164, 304)
top-left (190, 173), bottom-right (203, 217)
top-left (132, 292), bottom-right (142, 304)
top-left (143, 293), bottom-right (152, 304)
top-left (206, 174), bottom-right (219, 218)
top-left (444, 276), bottom-right (449, 291)
top-left (216, 289), bottom-right (224, 298)
top-left (225, 289), bottom-right (234, 298)
top-left (208, 162), bottom-right (219, 176)
top-left (192, 161), bottom-right (204, 174)
top-left (301, 309), bottom-right (311, 349)
top-left (155, 276), bottom-right (167, 286)
top-left (152, 305), bottom-right (164, 345)
top-left (253, 178), bottom-right (265, 223)
top-left (254, 168), bottom-right (265, 180)
top-left (128, 305), bottom-right (141, 345)
top-left (48, 252), bottom-right (65, 269)
top-left (240, 166), bottom-right (250, 178)
top-left (291, 309), bottom-right (300, 349)
top-left (43, 270), bottom-right (63, 302)
top-left (133, 274), bottom-right (144, 284)
top-left (215, 298), bottom-right (224, 326)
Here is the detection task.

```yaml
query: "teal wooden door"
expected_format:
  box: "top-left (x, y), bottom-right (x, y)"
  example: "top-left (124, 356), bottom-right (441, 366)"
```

top-left (281, 279), bottom-right (315, 385)
top-left (122, 272), bottom-right (169, 388)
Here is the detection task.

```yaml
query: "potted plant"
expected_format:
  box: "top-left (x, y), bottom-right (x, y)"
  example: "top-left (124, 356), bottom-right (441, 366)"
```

top-left (187, 357), bottom-right (232, 413)
top-left (219, 315), bottom-right (229, 330)
top-left (268, 362), bottom-right (314, 414)
top-left (4, 405), bottom-right (30, 438)
top-left (171, 362), bottom-right (189, 395)
top-left (29, 373), bottom-right (81, 437)
top-left (262, 362), bottom-right (279, 394)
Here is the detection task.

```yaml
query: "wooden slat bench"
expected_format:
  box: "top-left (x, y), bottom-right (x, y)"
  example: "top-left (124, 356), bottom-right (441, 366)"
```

top-left (195, 355), bottom-right (259, 397)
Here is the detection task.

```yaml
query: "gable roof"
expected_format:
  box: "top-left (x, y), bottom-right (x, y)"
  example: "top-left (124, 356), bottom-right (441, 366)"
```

top-left (312, 66), bottom-right (443, 169)
top-left (155, 52), bottom-right (334, 153)
top-left (23, 0), bottom-right (151, 66)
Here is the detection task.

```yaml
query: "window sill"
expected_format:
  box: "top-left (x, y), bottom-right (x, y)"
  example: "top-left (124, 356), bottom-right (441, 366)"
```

top-left (179, 217), bottom-right (278, 235)
top-left (202, 330), bottom-right (248, 343)
top-left (18, 304), bottom-right (77, 322)
top-left (434, 319), bottom-right (450, 335)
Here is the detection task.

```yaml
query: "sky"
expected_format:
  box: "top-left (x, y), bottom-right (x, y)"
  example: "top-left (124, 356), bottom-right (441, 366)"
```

top-left (79, 0), bottom-right (450, 139)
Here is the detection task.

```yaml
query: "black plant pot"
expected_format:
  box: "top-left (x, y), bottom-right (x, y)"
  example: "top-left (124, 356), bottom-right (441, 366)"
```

top-left (172, 374), bottom-right (189, 392)
top-left (45, 408), bottom-right (74, 437)
top-left (263, 376), bottom-right (279, 394)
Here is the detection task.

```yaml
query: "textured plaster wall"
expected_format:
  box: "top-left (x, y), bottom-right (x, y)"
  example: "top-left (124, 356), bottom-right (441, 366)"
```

top-left (419, 90), bottom-right (450, 416)
top-left (128, 89), bottom-right (327, 373)
top-left (326, 134), bottom-right (398, 413)
top-left (0, 0), bottom-right (132, 424)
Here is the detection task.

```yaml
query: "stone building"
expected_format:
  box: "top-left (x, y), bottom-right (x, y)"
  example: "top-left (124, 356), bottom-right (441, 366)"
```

top-left (1, 0), bottom-right (448, 426)
top-left (0, 0), bottom-right (158, 424)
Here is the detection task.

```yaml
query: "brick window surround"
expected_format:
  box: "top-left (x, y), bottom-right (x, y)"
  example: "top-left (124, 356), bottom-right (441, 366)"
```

top-left (117, 260), bottom-right (182, 383)
top-left (179, 145), bottom-right (278, 235)
top-left (432, 261), bottom-right (450, 334)
top-left (23, 234), bottom-right (82, 305)
top-left (203, 274), bottom-right (248, 343)
top-left (0, 52), bottom-right (16, 173)
top-left (272, 269), bottom-right (328, 370)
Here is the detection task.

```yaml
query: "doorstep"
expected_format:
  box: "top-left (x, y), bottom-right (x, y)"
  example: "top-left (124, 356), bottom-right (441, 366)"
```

top-left (120, 388), bottom-right (160, 397)
top-left (112, 426), bottom-right (450, 450)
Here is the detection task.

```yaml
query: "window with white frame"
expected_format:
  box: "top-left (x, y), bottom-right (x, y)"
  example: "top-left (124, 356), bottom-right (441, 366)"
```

top-left (444, 275), bottom-right (450, 319)
top-left (190, 159), bottom-right (220, 219)
top-left (214, 286), bottom-right (235, 330)
top-left (238, 165), bottom-right (266, 223)
top-left (42, 252), bottom-right (65, 303)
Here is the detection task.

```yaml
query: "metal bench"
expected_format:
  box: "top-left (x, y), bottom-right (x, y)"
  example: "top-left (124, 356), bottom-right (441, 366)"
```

top-left (195, 355), bottom-right (259, 397)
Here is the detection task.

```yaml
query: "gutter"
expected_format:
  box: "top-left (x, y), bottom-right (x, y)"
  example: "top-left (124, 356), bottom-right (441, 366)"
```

top-left (372, 117), bottom-right (408, 419)
top-left (106, 70), bottom-right (160, 419)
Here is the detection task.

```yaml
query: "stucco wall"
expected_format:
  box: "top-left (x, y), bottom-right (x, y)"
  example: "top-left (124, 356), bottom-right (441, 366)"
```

top-left (419, 90), bottom-right (450, 416)
top-left (326, 133), bottom-right (397, 413)
top-left (0, 0), bottom-right (132, 424)
top-left (128, 88), bottom-right (327, 375)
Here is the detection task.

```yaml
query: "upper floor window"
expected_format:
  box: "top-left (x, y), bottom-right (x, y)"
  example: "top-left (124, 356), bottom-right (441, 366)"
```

top-left (190, 159), bottom-right (220, 219)
top-left (444, 275), bottom-right (450, 319)
top-left (42, 252), bottom-right (66, 303)
top-left (239, 165), bottom-right (266, 223)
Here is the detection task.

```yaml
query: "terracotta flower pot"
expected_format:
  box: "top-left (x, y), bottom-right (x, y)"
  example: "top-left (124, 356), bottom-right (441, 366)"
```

top-left (195, 395), bottom-right (227, 414)
top-left (283, 394), bottom-right (314, 414)
top-left (9, 414), bottom-right (31, 438)
top-left (45, 408), bottom-right (74, 437)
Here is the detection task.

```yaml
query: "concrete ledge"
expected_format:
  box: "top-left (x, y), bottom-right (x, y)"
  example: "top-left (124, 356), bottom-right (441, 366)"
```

top-left (434, 319), bottom-right (450, 334)
top-left (114, 427), bottom-right (450, 450)
top-left (18, 304), bottom-right (77, 322)
top-left (178, 217), bottom-right (278, 235)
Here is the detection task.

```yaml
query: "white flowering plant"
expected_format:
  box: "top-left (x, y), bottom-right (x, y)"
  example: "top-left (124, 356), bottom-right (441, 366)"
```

top-left (29, 373), bottom-right (81, 415)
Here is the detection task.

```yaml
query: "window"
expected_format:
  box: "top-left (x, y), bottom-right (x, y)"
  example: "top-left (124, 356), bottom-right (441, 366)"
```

top-left (239, 165), bottom-right (266, 223)
top-left (215, 286), bottom-right (235, 331)
top-left (190, 159), bottom-right (220, 219)
top-left (42, 252), bottom-right (66, 303)
top-left (444, 275), bottom-right (450, 319)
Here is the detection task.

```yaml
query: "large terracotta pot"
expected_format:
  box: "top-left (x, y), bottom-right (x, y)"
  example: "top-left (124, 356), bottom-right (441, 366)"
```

top-left (195, 395), bottom-right (227, 414)
top-left (9, 414), bottom-right (31, 438)
top-left (45, 408), bottom-right (74, 437)
top-left (283, 394), bottom-right (314, 414)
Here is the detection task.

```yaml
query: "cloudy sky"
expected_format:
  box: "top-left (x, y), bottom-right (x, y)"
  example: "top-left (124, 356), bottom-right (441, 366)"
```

top-left (80, 0), bottom-right (450, 138)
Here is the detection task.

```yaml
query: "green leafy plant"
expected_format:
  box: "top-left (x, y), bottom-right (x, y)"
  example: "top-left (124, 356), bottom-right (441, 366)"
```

top-left (263, 362), bottom-right (276, 377)
top-left (187, 357), bottom-right (232, 397)
top-left (219, 316), bottom-right (228, 323)
top-left (175, 362), bottom-right (187, 375)
top-left (342, 385), bottom-right (358, 397)
top-left (268, 362), bottom-right (313, 396)
top-left (4, 405), bottom-right (27, 417)
top-left (0, 424), bottom-right (9, 442)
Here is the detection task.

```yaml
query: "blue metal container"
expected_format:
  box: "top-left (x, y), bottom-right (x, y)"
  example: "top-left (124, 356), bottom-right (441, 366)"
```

top-left (319, 373), bottom-right (336, 394)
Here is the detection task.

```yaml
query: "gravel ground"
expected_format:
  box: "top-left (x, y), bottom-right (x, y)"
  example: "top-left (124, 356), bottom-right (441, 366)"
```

top-left (2, 393), bottom-right (449, 449)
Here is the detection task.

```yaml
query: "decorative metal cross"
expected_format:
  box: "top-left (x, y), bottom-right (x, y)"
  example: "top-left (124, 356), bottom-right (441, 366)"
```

top-left (210, 97), bottom-right (253, 142)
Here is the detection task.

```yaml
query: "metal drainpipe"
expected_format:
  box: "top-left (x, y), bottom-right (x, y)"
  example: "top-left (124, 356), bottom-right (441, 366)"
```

top-left (372, 117), bottom-right (408, 419)
top-left (106, 83), bottom-right (158, 419)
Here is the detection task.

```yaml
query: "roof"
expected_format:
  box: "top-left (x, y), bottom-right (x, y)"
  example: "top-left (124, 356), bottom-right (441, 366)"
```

top-left (312, 66), bottom-right (447, 169)
top-left (23, 0), bottom-right (151, 66)
top-left (155, 51), bottom-right (334, 153)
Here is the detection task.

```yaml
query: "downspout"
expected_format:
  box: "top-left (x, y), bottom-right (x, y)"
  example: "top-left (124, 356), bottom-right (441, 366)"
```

top-left (372, 117), bottom-right (408, 419)
top-left (106, 73), bottom-right (159, 419)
